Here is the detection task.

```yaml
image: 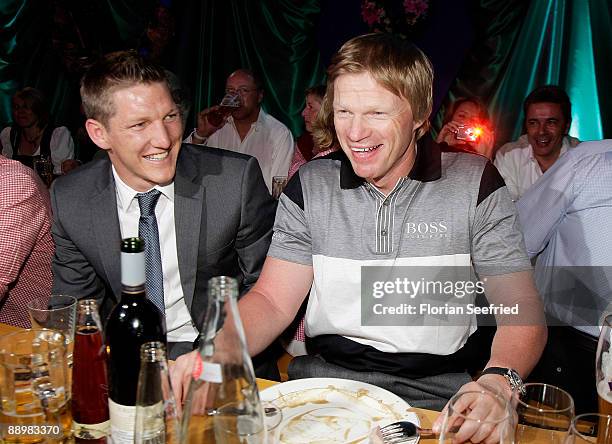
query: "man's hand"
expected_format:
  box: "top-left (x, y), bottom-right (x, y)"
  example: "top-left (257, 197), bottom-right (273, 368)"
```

top-left (169, 349), bottom-right (198, 408)
top-left (432, 376), bottom-right (516, 444)
top-left (195, 105), bottom-right (226, 139)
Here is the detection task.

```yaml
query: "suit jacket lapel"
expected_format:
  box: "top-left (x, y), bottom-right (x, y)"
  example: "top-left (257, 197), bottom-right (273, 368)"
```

top-left (174, 166), bottom-right (203, 311)
top-left (91, 162), bottom-right (122, 299)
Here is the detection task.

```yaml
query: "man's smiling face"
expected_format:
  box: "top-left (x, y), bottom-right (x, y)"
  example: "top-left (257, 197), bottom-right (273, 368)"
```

top-left (88, 81), bottom-right (183, 191)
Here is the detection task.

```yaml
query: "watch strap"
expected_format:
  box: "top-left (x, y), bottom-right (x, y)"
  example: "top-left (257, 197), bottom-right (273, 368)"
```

top-left (479, 366), bottom-right (525, 395)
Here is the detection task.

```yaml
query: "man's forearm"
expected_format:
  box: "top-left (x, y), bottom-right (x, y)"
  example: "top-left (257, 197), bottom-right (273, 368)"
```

top-left (486, 324), bottom-right (547, 378)
top-left (239, 288), bottom-right (295, 356)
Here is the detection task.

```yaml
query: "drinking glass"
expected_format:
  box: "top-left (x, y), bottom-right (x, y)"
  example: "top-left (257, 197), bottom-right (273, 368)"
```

top-left (439, 390), bottom-right (514, 444)
top-left (0, 329), bottom-right (72, 443)
top-left (27, 295), bottom-right (77, 366)
top-left (565, 413), bottom-right (612, 444)
top-left (271, 176), bottom-right (288, 200)
top-left (33, 156), bottom-right (54, 187)
top-left (515, 383), bottom-right (575, 444)
top-left (597, 314), bottom-right (612, 415)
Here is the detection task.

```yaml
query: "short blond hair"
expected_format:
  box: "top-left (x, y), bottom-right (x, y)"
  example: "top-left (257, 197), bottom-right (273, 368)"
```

top-left (80, 50), bottom-right (169, 126)
top-left (313, 33), bottom-right (433, 149)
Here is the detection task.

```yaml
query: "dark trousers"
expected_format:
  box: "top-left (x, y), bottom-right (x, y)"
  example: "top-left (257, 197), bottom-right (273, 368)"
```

top-left (527, 326), bottom-right (597, 414)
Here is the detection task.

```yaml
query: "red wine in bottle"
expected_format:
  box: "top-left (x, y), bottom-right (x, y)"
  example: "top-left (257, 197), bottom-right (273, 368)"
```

top-left (105, 237), bottom-right (166, 444)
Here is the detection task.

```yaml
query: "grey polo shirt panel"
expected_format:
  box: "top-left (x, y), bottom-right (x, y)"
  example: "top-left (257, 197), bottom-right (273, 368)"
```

top-left (471, 162), bottom-right (532, 277)
top-left (271, 147), bottom-right (530, 272)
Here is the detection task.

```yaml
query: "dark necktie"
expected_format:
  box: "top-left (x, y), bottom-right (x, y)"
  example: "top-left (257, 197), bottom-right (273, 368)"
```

top-left (136, 189), bottom-right (165, 314)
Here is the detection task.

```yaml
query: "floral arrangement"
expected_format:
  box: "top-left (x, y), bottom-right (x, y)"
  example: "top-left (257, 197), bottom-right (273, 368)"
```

top-left (361, 0), bottom-right (429, 38)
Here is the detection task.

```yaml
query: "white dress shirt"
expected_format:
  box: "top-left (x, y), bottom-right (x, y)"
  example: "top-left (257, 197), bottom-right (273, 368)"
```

top-left (112, 167), bottom-right (198, 343)
top-left (1, 126), bottom-right (75, 175)
top-left (185, 109), bottom-right (294, 193)
top-left (494, 134), bottom-right (580, 201)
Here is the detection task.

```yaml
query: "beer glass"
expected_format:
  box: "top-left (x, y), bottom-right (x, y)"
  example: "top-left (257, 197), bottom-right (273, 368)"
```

top-left (0, 329), bottom-right (72, 443)
top-left (27, 295), bottom-right (77, 367)
top-left (438, 390), bottom-right (514, 444)
top-left (565, 413), bottom-right (612, 444)
top-left (33, 156), bottom-right (54, 187)
top-left (597, 314), bottom-right (612, 415)
top-left (515, 383), bottom-right (575, 444)
top-left (207, 91), bottom-right (241, 127)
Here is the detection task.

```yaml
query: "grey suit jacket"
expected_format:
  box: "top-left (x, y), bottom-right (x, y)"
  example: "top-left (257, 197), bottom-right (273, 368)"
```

top-left (50, 144), bottom-right (276, 329)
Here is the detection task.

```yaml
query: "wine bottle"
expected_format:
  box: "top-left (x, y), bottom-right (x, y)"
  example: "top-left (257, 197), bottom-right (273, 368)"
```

top-left (105, 237), bottom-right (167, 444)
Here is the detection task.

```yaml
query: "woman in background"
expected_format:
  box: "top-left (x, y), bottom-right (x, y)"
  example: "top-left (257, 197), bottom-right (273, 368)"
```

top-left (1, 87), bottom-right (75, 175)
top-left (288, 85), bottom-right (338, 179)
top-left (436, 96), bottom-right (495, 159)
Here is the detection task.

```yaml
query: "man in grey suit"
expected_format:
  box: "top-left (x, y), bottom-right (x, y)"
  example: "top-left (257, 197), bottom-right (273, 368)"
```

top-left (50, 51), bottom-right (276, 362)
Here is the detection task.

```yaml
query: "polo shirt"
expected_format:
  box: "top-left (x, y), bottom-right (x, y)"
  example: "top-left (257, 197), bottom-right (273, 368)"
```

top-left (268, 137), bottom-right (531, 375)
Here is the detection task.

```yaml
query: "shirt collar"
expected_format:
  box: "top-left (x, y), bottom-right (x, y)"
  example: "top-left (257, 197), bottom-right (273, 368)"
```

top-left (339, 135), bottom-right (442, 189)
top-left (528, 136), bottom-right (572, 162)
top-left (112, 165), bottom-right (174, 212)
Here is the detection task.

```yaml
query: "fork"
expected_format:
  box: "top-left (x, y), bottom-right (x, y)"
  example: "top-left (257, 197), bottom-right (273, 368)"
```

top-left (379, 421), bottom-right (459, 443)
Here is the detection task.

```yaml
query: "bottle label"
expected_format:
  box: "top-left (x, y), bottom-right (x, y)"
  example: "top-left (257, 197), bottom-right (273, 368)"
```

top-left (192, 354), bottom-right (223, 383)
top-left (108, 398), bottom-right (135, 444)
top-left (73, 419), bottom-right (110, 440)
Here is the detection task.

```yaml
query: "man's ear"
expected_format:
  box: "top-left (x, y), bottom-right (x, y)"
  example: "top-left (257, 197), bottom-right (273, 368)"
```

top-left (257, 90), bottom-right (264, 106)
top-left (85, 118), bottom-right (112, 151)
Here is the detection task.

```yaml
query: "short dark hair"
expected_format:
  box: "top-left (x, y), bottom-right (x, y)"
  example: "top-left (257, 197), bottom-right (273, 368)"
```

top-left (13, 87), bottom-right (50, 127)
top-left (523, 85), bottom-right (572, 124)
top-left (80, 50), bottom-right (169, 125)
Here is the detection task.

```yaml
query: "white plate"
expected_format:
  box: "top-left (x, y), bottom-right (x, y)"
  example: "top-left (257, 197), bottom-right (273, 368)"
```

top-left (260, 377), bottom-right (419, 443)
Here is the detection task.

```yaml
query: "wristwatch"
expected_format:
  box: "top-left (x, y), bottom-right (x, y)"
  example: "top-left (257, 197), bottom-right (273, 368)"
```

top-left (479, 367), bottom-right (525, 395)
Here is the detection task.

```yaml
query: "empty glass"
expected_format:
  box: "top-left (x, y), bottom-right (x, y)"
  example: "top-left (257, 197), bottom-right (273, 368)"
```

top-left (565, 413), bottom-right (612, 444)
top-left (438, 389), bottom-right (514, 444)
top-left (0, 329), bottom-right (72, 443)
top-left (27, 295), bottom-right (77, 367)
top-left (515, 383), bottom-right (575, 443)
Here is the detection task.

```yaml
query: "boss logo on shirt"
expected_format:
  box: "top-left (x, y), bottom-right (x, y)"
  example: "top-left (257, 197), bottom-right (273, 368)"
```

top-left (405, 221), bottom-right (449, 239)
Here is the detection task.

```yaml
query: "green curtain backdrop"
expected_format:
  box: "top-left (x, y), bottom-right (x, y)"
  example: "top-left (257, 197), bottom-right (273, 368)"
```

top-left (0, 0), bottom-right (325, 138)
top-left (436, 0), bottom-right (611, 147)
top-left (175, 0), bottom-right (325, 136)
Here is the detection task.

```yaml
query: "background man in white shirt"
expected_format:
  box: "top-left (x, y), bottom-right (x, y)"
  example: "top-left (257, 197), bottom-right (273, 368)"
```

top-left (185, 69), bottom-right (294, 193)
top-left (494, 85), bottom-right (579, 201)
